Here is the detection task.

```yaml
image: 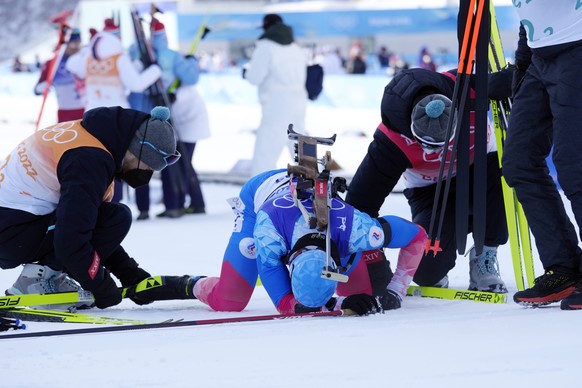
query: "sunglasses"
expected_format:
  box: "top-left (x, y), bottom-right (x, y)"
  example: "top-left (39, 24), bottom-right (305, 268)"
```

top-left (139, 140), bottom-right (181, 167)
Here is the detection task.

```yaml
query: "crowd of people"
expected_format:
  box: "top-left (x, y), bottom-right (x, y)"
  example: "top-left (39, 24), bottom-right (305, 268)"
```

top-left (31, 16), bottom-right (209, 221)
top-left (2, 3), bottom-right (582, 319)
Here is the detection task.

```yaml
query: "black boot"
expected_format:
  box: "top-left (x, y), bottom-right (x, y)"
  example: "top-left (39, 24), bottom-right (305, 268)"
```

top-left (125, 275), bottom-right (206, 305)
top-left (560, 281), bottom-right (582, 310)
top-left (513, 268), bottom-right (579, 307)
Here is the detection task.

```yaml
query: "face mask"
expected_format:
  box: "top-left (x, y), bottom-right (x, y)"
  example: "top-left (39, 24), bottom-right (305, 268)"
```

top-left (117, 169), bottom-right (153, 188)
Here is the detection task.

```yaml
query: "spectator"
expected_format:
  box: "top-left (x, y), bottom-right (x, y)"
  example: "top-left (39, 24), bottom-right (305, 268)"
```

top-left (418, 46), bottom-right (437, 71)
top-left (243, 13), bottom-right (308, 177)
top-left (377, 46), bottom-right (391, 69)
top-left (65, 18), bottom-right (161, 111)
top-left (346, 41), bottom-right (367, 74)
top-left (34, 28), bottom-right (85, 122)
top-left (127, 17), bottom-right (204, 220)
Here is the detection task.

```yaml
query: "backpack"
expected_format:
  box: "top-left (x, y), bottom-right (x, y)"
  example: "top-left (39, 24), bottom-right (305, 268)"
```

top-left (306, 64), bottom-right (324, 101)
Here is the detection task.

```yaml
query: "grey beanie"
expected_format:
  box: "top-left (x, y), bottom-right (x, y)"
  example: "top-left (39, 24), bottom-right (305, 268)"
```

top-left (129, 106), bottom-right (177, 171)
top-left (411, 94), bottom-right (453, 146)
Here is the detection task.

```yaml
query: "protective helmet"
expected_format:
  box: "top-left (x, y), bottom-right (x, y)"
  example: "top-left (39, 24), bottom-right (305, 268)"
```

top-left (290, 249), bottom-right (337, 307)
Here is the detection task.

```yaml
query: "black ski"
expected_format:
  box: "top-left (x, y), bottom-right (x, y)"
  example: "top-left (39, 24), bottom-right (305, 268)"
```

top-left (0, 310), bottom-right (346, 339)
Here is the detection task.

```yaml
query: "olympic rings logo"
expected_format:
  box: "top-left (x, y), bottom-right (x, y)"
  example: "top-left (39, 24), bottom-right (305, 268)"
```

top-left (41, 121), bottom-right (78, 144)
top-left (87, 58), bottom-right (115, 75)
top-left (271, 194), bottom-right (346, 210)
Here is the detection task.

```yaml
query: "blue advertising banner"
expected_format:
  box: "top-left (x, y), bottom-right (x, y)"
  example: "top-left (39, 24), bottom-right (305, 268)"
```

top-left (177, 6), bottom-right (518, 42)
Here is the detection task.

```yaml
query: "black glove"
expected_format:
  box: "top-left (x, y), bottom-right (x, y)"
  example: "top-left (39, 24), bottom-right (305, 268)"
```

top-left (241, 67), bottom-right (247, 79)
top-left (378, 289), bottom-right (402, 311)
top-left (512, 66), bottom-right (527, 99)
top-left (92, 270), bottom-right (122, 309)
top-left (341, 293), bottom-right (382, 316)
top-left (124, 284), bottom-right (154, 306)
top-left (488, 64), bottom-right (515, 101)
top-left (104, 247), bottom-right (151, 287)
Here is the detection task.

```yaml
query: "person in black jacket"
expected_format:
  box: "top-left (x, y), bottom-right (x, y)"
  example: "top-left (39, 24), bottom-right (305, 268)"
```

top-left (504, 14), bottom-right (582, 309)
top-left (0, 106), bottom-right (183, 309)
top-left (346, 68), bottom-right (509, 293)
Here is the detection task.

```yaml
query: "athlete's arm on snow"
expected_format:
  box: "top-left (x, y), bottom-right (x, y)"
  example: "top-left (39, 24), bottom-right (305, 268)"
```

top-left (350, 210), bottom-right (426, 302)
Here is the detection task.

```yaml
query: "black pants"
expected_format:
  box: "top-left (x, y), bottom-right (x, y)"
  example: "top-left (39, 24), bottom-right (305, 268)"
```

top-left (406, 153), bottom-right (508, 286)
top-left (503, 40), bottom-right (582, 272)
top-left (0, 202), bottom-right (132, 272)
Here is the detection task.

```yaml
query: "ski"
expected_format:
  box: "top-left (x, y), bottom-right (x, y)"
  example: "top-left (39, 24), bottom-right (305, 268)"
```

top-left (407, 286), bottom-right (507, 304)
top-left (0, 290), bottom-right (94, 309)
top-left (0, 307), bottom-right (157, 325)
top-left (0, 310), bottom-right (347, 340)
top-left (0, 275), bottom-right (167, 310)
top-left (488, 1), bottom-right (535, 290)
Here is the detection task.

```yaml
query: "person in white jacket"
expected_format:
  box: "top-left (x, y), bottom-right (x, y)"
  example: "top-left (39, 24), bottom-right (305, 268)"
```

top-left (244, 14), bottom-right (308, 177)
top-left (66, 19), bottom-right (161, 111)
top-left (170, 84), bottom-right (211, 214)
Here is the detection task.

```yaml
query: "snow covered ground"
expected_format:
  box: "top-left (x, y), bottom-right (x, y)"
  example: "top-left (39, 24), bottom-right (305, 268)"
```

top-left (0, 68), bottom-right (580, 388)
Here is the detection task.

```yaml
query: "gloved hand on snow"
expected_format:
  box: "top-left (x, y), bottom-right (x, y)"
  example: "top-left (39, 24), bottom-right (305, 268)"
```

top-left (92, 270), bottom-right (122, 309)
top-left (341, 293), bottom-right (383, 316)
top-left (377, 289), bottom-right (402, 311)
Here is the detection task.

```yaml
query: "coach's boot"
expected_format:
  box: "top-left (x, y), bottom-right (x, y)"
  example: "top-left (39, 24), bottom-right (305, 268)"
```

top-left (469, 246), bottom-right (507, 293)
top-left (6, 264), bottom-right (93, 310)
top-left (431, 275), bottom-right (449, 288)
top-left (514, 268), bottom-right (579, 307)
top-left (560, 277), bottom-right (582, 310)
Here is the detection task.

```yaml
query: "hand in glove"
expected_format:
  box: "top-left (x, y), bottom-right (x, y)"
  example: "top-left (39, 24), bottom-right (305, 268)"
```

top-left (512, 66), bottom-right (527, 98)
top-left (104, 248), bottom-right (151, 287)
top-left (92, 270), bottom-right (122, 309)
top-left (341, 293), bottom-right (382, 316)
top-left (488, 64), bottom-right (515, 101)
top-left (378, 289), bottom-right (402, 311)
top-left (124, 282), bottom-right (154, 306)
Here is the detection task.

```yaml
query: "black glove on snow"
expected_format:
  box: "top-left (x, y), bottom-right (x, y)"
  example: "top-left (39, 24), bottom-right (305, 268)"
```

top-left (124, 284), bottom-right (154, 306)
top-left (341, 293), bottom-right (382, 316)
top-left (92, 270), bottom-right (122, 309)
top-left (378, 289), bottom-right (402, 311)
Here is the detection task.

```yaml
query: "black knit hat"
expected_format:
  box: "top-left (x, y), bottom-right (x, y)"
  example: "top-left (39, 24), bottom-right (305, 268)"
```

top-left (262, 14), bottom-right (283, 30)
top-left (410, 94), bottom-right (454, 148)
top-left (129, 106), bottom-right (178, 171)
